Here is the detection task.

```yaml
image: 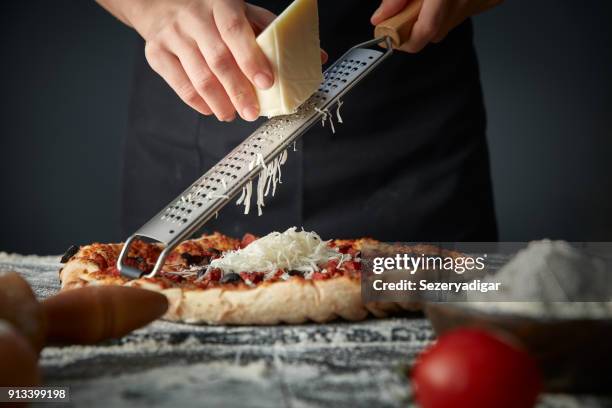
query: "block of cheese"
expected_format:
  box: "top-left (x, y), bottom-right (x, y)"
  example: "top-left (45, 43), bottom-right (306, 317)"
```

top-left (255, 0), bottom-right (323, 117)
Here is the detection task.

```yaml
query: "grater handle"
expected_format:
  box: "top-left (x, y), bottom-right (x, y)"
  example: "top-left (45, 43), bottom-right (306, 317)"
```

top-left (374, 0), bottom-right (423, 48)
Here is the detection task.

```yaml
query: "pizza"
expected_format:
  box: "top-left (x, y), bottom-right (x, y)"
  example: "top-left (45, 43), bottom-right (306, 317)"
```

top-left (58, 228), bottom-right (417, 325)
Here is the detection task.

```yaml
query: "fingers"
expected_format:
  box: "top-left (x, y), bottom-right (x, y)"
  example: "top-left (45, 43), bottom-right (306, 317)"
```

top-left (371, 0), bottom-right (410, 25)
top-left (172, 37), bottom-right (236, 121)
top-left (398, 0), bottom-right (449, 53)
top-left (435, 0), bottom-right (503, 42)
top-left (141, 2), bottom-right (281, 122)
top-left (245, 3), bottom-right (277, 34)
top-left (144, 42), bottom-right (213, 117)
top-left (432, 3), bottom-right (462, 43)
top-left (186, 3), bottom-right (262, 121)
top-left (214, 0), bottom-right (274, 90)
top-left (373, 0), bottom-right (502, 52)
top-left (321, 50), bottom-right (329, 64)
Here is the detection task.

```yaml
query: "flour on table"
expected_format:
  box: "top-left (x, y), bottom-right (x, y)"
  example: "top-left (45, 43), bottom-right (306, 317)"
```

top-left (467, 240), bottom-right (612, 318)
top-left (4, 253), bottom-right (607, 407)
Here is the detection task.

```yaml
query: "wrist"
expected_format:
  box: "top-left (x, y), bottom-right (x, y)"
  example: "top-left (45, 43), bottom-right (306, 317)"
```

top-left (123, 0), bottom-right (167, 40)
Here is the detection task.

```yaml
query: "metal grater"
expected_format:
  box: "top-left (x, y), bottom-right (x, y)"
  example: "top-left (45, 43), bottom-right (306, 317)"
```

top-left (118, 37), bottom-right (393, 279)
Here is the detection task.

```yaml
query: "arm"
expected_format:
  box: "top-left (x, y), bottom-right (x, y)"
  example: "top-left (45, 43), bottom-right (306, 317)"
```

top-left (371, 0), bottom-right (503, 53)
top-left (96, 0), bottom-right (277, 122)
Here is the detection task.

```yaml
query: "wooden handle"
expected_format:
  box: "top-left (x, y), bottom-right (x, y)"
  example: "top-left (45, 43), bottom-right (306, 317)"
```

top-left (0, 272), bottom-right (47, 353)
top-left (0, 322), bottom-right (41, 387)
top-left (374, 0), bottom-right (423, 48)
top-left (42, 286), bottom-right (168, 345)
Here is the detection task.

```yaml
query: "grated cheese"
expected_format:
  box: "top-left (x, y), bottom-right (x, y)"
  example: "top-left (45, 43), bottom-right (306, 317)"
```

top-left (236, 186), bottom-right (246, 205)
top-left (314, 107), bottom-right (326, 126)
top-left (314, 106), bottom-right (337, 134)
top-left (207, 227), bottom-right (350, 280)
top-left (336, 100), bottom-right (344, 123)
top-left (244, 181), bottom-right (252, 215)
top-left (236, 150), bottom-right (288, 216)
top-left (234, 99), bottom-right (347, 217)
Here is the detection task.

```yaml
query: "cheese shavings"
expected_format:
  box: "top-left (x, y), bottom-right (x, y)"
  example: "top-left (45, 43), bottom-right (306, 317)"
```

top-left (314, 107), bottom-right (327, 127)
top-left (314, 106), bottom-right (335, 132)
top-left (315, 105), bottom-right (344, 134)
top-left (244, 181), bottom-right (252, 214)
top-left (207, 227), bottom-right (350, 281)
top-left (336, 99), bottom-right (344, 124)
top-left (164, 267), bottom-right (200, 279)
top-left (236, 150), bottom-right (288, 216)
top-left (327, 109), bottom-right (335, 134)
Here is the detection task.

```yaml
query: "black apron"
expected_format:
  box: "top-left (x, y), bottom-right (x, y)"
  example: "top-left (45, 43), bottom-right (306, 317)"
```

top-left (121, 1), bottom-right (497, 241)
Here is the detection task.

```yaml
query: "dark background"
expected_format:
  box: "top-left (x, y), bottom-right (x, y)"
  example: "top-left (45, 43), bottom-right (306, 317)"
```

top-left (1, 1), bottom-right (611, 254)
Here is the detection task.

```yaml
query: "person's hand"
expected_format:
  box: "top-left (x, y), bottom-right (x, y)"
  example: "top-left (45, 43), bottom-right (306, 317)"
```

top-left (371, 0), bottom-right (502, 53)
top-left (125, 0), bottom-right (278, 122)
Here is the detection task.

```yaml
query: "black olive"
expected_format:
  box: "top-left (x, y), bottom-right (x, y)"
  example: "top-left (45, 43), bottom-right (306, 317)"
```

top-left (181, 253), bottom-right (210, 266)
top-left (60, 245), bottom-right (79, 263)
top-left (206, 248), bottom-right (221, 258)
top-left (196, 267), bottom-right (208, 279)
top-left (288, 270), bottom-right (303, 277)
top-left (220, 273), bottom-right (242, 283)
top-left (135, 256), bottom-right (145, 264)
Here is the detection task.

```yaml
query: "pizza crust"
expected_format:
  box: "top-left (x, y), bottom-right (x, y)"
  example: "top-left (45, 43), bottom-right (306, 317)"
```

top-left (124, 275), bottom-right (412, 325)
top-left (59, 261), bottom-right (103, 289)
top-left (59, 237), bottom-right (419, 325)
top-left (60, 263), bottom-right (416, 325)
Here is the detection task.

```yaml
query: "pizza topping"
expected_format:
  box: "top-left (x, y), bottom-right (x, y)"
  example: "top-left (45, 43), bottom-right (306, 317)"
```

top-left (239, 272), bottom-right (264, 286)
top-left (76, 232), bottom-right (365, 291)
top-left (219, 273), bottom-right (242, 284)
top-left (311, 271), bottom-right (331, 280)
top-left (195, 267), bottom-right (208, 280)
top-left (207, 269), bottom-right (222, 282)
top-left (60, 245), bottom-right (80, 263)
top-left (180, 253), bottom-right (209, 267)
top-left (92, 253), bottom-right (109, 270)
top-left (164, 268), bottom-right (199, 279)
top-left (207, 247), bottom-right (222, 258)
top-left (103, 267), bottom-right (121, 277)
top-left (122, 256), bottom-right (153, 275)
top-left (240, 233), bottom-right (258, 248)
top-left (206, 227), bottom-right (351, 281)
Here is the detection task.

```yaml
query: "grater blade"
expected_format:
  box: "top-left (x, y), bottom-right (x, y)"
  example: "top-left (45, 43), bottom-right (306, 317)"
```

top-left (118, 37), bottom-right (394, 279)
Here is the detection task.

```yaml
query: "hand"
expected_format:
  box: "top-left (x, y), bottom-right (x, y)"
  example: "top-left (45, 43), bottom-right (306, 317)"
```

top-left (117, 0), bottom-right (278, 122)
top-left (371, 0), bottom-right (502, 53)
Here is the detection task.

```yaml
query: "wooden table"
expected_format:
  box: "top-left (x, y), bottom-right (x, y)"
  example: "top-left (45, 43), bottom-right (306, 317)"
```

top-left (1, 253), bottom-right (609, 408)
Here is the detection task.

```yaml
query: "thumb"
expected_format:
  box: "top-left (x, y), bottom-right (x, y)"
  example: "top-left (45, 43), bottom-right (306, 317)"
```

top-left (371, 0), bottom-right (411, 25)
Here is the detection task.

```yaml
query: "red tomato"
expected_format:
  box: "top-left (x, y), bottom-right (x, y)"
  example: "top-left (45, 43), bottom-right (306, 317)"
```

top-left (240, 233), bottom-right (258, 248)
top-left (412, 328), bottom-right (542, 408)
